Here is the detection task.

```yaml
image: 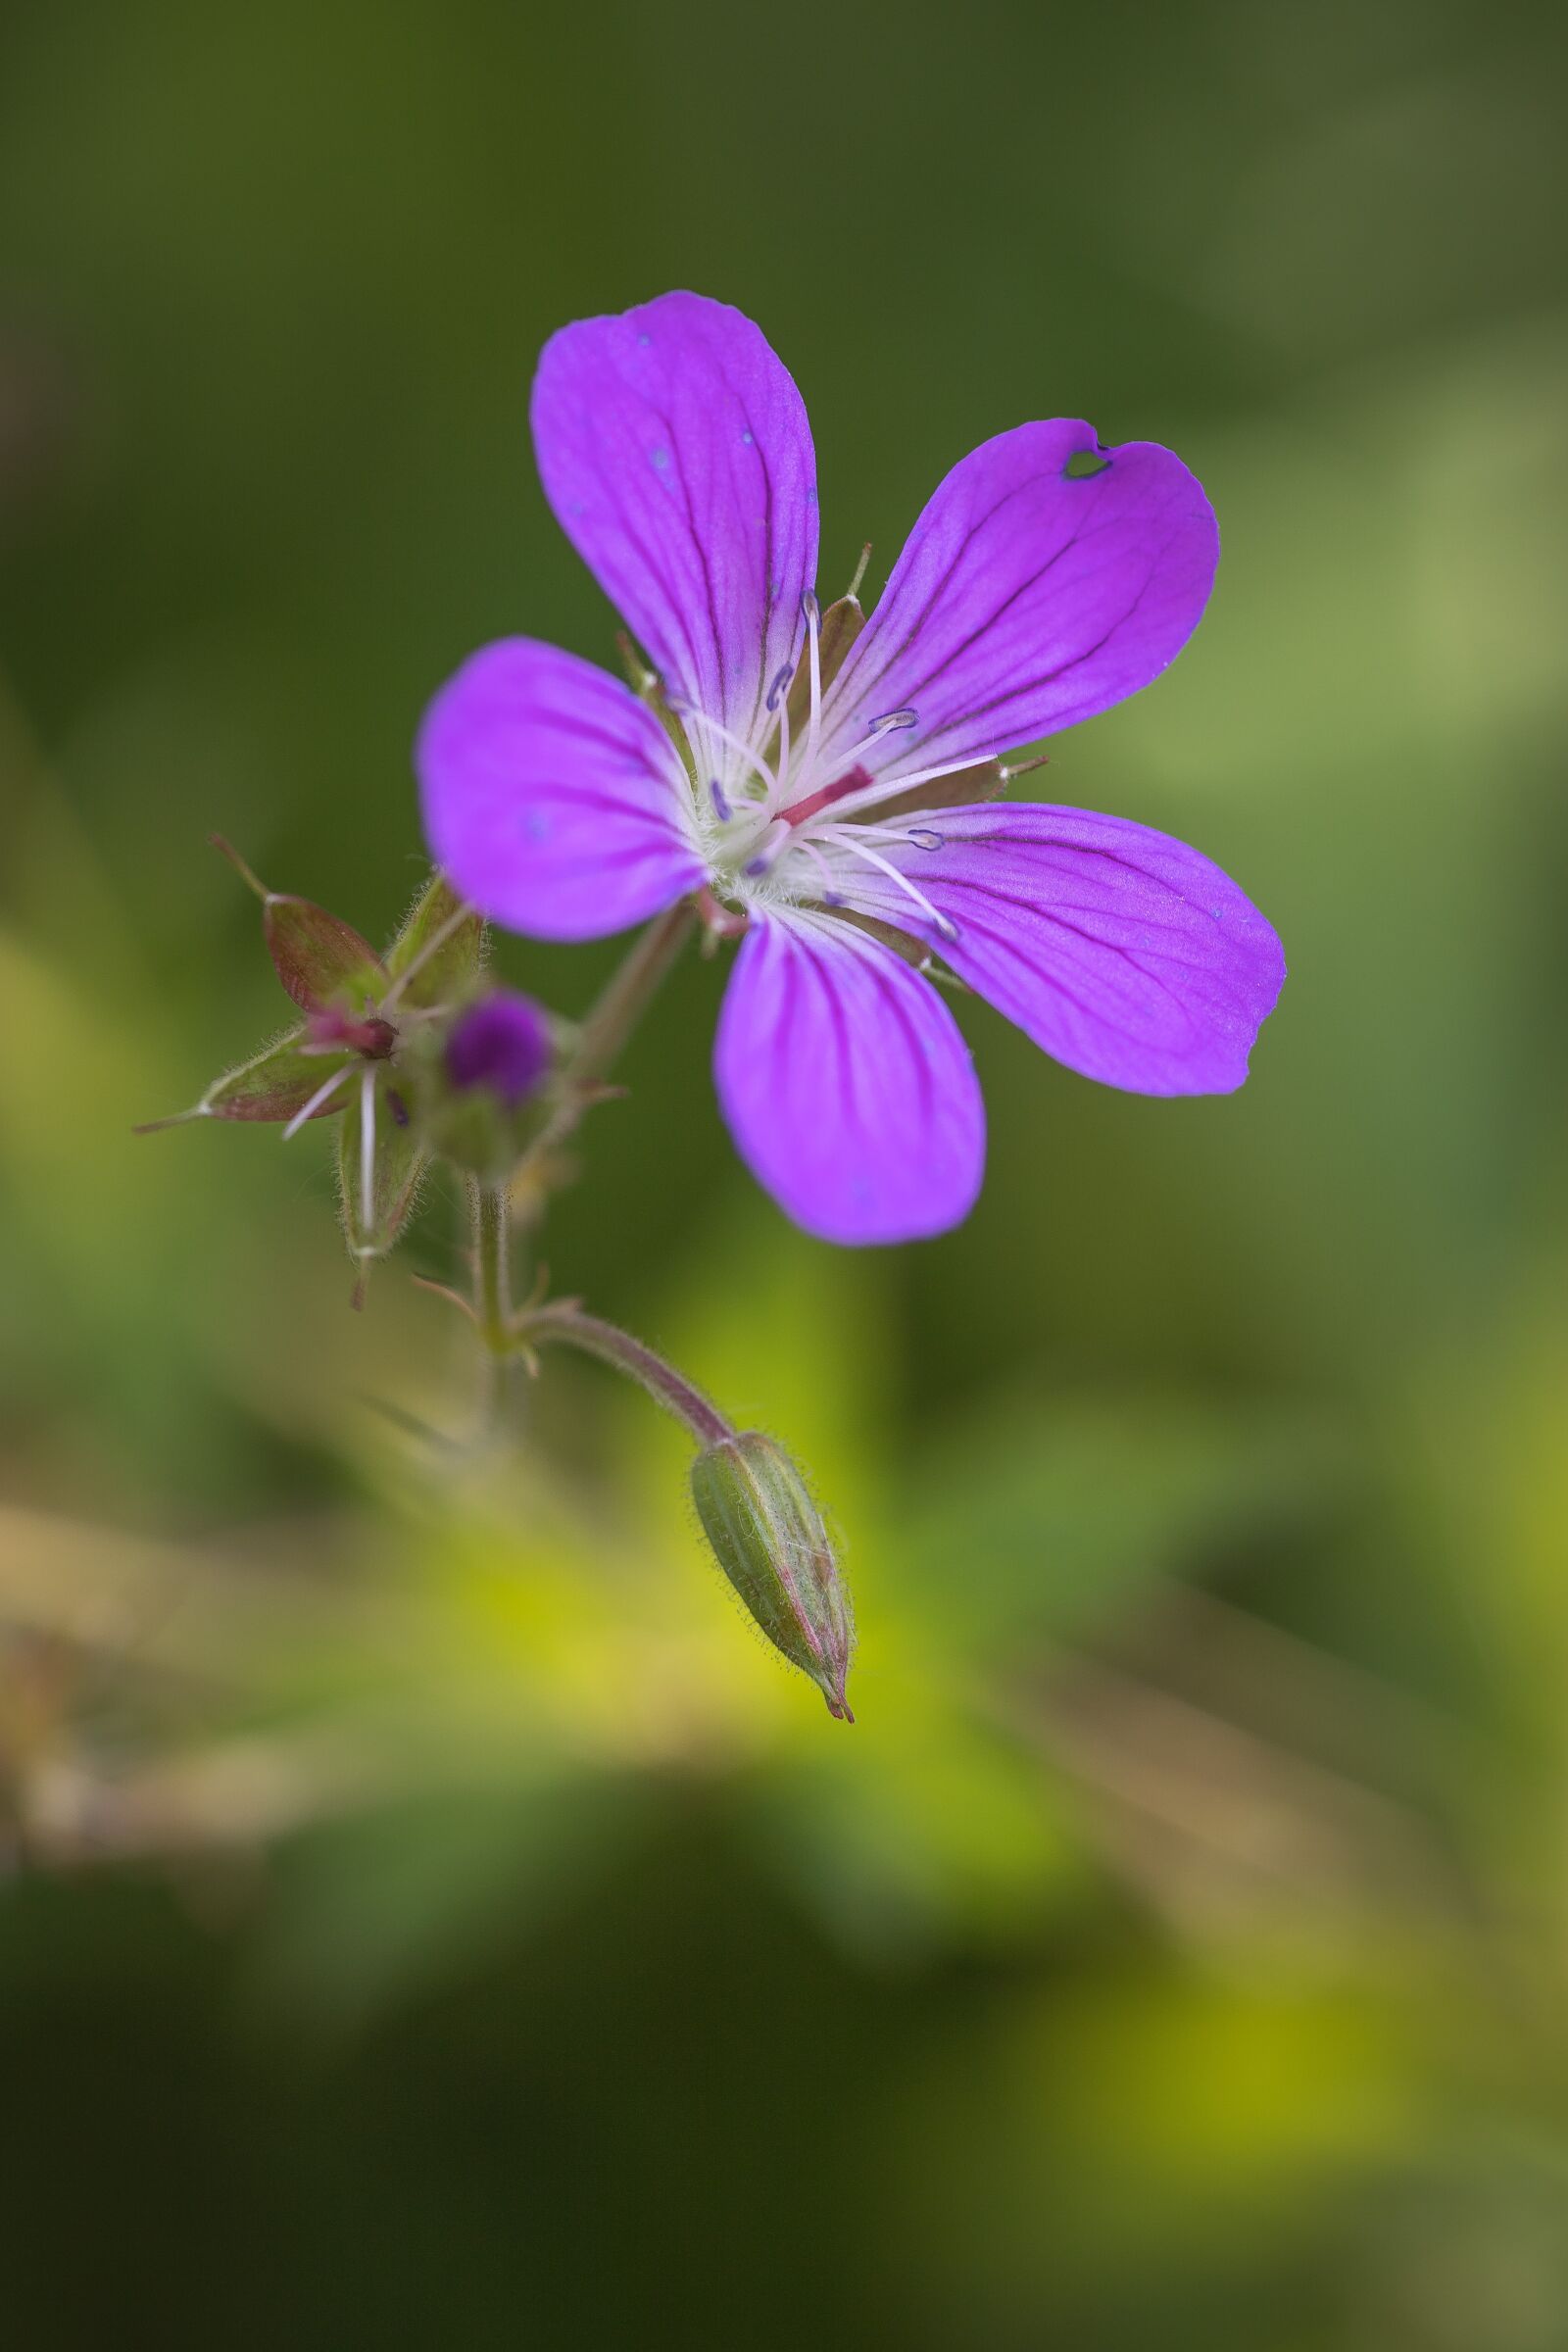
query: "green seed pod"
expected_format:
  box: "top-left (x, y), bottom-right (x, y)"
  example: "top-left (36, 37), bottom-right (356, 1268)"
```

top-left (690, 1432), bottom-right (855, 1722)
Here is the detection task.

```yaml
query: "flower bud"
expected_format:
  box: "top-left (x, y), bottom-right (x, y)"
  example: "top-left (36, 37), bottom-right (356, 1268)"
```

top-left (689, 1432), bottom-right (855, 1721)
top-left (445, 991), bottom-right (553, 1103)
top-left (414, 988), bottom-right (557, 1184)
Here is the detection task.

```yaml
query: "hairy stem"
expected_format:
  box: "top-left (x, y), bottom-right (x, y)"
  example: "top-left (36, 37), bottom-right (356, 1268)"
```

top-left (567, 899), bottom-right (698, 1097)
top-left (465, 902), bottom-right (697, 1440)
top-left (522, 1303), bottom-right (731, 1447)
top-left (470, 1177), bottom-right (518, 1427)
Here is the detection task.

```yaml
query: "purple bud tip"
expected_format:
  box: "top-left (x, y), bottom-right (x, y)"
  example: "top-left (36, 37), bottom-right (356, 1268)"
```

top-left (445, 990), bottom-right (553, 1107)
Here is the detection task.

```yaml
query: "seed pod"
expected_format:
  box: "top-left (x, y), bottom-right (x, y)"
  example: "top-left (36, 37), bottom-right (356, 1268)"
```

top-left (690, 1432), bottom-right (855, 1721)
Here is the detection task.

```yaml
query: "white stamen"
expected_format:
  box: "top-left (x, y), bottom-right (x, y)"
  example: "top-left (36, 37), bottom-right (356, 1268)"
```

top-left (819, 827), bottom-right (959, 943)
top-left (802, 591), bottom-right (824, 790)
top-left (743, 815), bottom-right (792, 876)
top-left (359, 1069), bottom-right (377, 1230)
top-left (789, 832), bottom-right (846, 906)
top-left (282, 1062), bottom-right (355, 1140)
top-left (668, 697), bottom-right (777, 803)
top-left (772, 676), bottom-right (793, 809)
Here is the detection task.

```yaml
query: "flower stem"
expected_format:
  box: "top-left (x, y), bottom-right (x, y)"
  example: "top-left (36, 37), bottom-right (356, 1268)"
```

top-left (469, 1176), bottom-right (517, 1427)
top-left (465, 902), bottom-right (697, 1440)
top-left (521, 1302), bottom-right (731, 1447)
top-left (513, 898), bottom-right (698, 1190)
top-left (568, 899), bottom-right (698, 1096)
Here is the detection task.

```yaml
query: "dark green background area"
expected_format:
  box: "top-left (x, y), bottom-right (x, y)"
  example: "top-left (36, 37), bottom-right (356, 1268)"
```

top-left (3, 1), bottom-right (1567, 2345)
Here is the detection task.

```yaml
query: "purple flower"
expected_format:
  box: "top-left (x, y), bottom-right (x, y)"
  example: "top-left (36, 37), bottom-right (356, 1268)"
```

top-left (418, 293), bottom-right (1285, 1245)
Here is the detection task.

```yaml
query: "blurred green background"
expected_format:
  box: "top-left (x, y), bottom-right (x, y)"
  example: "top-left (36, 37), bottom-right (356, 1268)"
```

top-left (3, 0), bottom-right (1567, 2343)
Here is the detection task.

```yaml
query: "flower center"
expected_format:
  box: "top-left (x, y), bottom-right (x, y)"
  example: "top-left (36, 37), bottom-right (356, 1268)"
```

top-left (666, 590), bottom-right (977, 944)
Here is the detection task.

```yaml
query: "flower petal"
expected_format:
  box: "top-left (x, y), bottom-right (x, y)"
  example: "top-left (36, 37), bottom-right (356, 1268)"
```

top-left (531, 292), bottom-right (818, 752)
top-left (830, 805), bottom-right (1285, 1095)
top-left (416, 638), bottom-right (705, 942)
top-left (713, 909), bottom-right (985, 1245)
top-left (812, 423), bottom-right (1218, 789)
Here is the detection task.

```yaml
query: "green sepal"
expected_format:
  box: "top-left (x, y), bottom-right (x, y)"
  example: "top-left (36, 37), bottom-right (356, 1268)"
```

top-left (612, 631), bottom-right (701, 781)
top-left (135, 1028), bottom-right (349, 1132)
top-left (384, 872), bottom-right (485, 1010)
top-left (690, 1431), bottom-right (855, 1721)
top-left (867, 758), bottom-right (1013, 822)
top-left (783, 590), bottom-right (865, 744)
top-left (264, 896), bottom-right (387, 1014)
top-left (206, 1028), bottom-right (348, 1121)
top-left (210, 834), bottom-right (386, 1012)
top-left (416, 1073), bottom-right (554, 1189)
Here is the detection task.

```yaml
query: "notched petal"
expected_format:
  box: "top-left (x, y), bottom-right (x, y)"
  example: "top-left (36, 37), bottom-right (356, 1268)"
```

top-left (810, 421), bottom-right (1219, 788)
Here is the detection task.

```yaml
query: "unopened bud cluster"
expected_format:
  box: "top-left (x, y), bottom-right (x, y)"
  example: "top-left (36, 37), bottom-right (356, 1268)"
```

top-left (140, 847), bottom-right (561, 1294)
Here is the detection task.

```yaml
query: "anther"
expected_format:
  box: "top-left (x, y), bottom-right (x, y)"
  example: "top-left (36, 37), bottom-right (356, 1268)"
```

top-left (865, 708), bottom-right (918, 739)
top-left (764, 662), bottom-right (795, 712)
top-left (821, 828), bottom-right (960, 946)
top-left (907, 828), bottom-right (944, 851)
top-left (710, 778), bottom-right (733, 822)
